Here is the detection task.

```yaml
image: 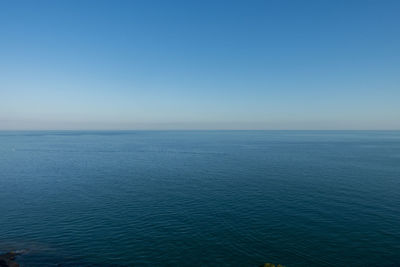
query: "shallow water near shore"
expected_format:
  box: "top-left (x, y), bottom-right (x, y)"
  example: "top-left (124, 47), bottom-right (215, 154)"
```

top-left (1, 131), bottom-right (400, 266)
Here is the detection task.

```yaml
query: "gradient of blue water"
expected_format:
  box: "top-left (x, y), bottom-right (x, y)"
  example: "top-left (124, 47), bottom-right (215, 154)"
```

top-left (1, 131), bottom-right (399, 266)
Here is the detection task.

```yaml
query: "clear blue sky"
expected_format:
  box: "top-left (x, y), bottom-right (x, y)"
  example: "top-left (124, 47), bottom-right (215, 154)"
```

top-left (1, 0), bottom-right (399, 130)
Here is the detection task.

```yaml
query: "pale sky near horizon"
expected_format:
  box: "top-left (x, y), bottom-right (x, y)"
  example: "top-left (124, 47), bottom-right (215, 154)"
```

top-left (1, 0), bottom-right (399, 130)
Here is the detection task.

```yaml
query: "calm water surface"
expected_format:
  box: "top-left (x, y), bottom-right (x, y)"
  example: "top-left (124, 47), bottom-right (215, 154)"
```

top-left (0, 131), bottom-right (399, 266)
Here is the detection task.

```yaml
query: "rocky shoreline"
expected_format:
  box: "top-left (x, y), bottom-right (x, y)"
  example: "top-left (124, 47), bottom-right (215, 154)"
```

top-left (0, 250), bottom-right (284, 266)
top-left (0, 252), bottom-right (21, 267)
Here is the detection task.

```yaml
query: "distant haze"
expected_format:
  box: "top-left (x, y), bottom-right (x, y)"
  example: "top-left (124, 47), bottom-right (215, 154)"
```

top-left (1, 0), bottom-right (399, 130)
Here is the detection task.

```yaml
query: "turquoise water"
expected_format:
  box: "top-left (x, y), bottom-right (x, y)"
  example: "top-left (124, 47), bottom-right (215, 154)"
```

top-left (0, 131), bottom-right (399, 266)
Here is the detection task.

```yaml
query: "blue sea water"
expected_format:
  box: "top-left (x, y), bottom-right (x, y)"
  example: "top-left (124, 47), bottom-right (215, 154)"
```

top-left (0, 131), bottom-right (399, 266)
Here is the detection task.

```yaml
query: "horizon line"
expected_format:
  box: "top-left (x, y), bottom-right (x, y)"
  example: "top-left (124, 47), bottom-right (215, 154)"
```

top-left (1, 129), bottom-right (400, 132)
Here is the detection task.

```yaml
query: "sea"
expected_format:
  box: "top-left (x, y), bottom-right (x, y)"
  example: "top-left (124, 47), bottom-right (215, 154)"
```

top-left (0, 131), bottom-right (399, 266)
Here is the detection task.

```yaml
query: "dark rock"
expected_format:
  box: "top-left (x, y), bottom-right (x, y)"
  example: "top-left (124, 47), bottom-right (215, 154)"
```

top-left (259, 263), bottom-right (285, 267)
top-left (0, 251), bottom-right (22, 267)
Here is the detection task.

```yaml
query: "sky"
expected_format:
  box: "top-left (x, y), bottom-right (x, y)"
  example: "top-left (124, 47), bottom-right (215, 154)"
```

top-left (0, 0), bottom-right (399, 130)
